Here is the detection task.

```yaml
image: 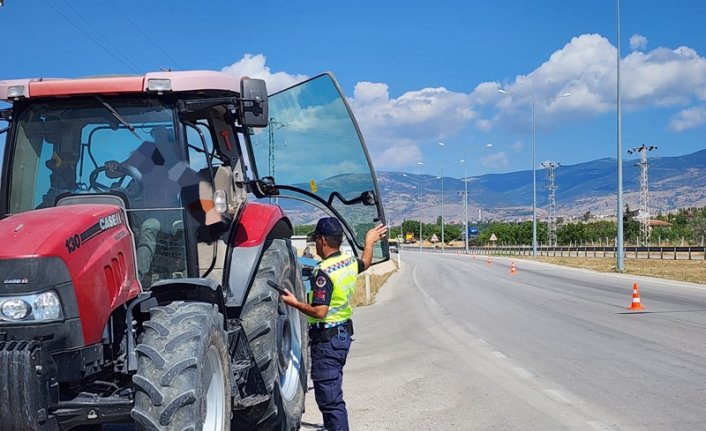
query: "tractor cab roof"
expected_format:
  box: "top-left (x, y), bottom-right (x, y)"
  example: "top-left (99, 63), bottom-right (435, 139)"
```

top-left (0, 70), bottom-right (243, 101)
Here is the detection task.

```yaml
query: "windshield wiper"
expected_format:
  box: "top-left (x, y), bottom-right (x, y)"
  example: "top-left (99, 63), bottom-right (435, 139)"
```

top-left (95, 95), bottom-right (141, 141)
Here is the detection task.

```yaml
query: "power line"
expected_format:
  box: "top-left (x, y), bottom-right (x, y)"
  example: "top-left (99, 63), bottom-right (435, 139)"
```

top-left (60, 0), bottom-right (143, 73)
top-left (42, 0), bottom-right (141, 73)
top-left (106, 0), bottom-right (183, 71)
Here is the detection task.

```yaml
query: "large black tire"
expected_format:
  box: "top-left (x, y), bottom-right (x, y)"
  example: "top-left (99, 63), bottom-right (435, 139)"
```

top-left (232, 238), bottom-right (308, 431)
top-left (132, 301), bottom-right (231, 430)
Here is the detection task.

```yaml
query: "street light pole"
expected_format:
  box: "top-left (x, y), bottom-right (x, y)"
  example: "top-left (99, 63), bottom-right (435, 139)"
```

top-left (417, 160), bottom-right (462, 253)
top-left (616, 0), bottom-right (625, 272)
top-left (438, 143), bottom-right (493, 254)
top-left (419, 183), bottom-right (423, 251)
top-left (498, 90), bottom-right (570, 257)
top-left (402, 174), bottom-right (440, 251)
top-left (531, 100), bottom-right (537, 257)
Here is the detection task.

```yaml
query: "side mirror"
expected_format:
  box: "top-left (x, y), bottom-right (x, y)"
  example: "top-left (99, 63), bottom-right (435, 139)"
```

top-left (240, 78), bottom-right (268, 128)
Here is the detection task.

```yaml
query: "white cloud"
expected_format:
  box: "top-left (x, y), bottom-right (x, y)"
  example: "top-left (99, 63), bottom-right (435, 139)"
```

top-left (481, 151), bottom-right (509, 168)
top-left (510, 140), bottom-right (524, 152)
top-left (220, 53), bottom-right (308, 93)
top-left (484, 33), bottom-right (706, 128)
top-left (220, 43), bottom-right (706, 172)
top-left (630, 34), bottom-right (648, 51)
top-left (475, 118), bottom-right (493, 131)
top-left (350, 83), bottom-right (475, 139)
top-left (349, 82), bottom-right (477, 167)
top-left (370, 141), bottom-right (423, 169)
top-left (669, 105), bottom-right (706, 131)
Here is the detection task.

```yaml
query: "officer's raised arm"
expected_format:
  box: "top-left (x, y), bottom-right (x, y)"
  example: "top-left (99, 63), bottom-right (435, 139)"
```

top-left (361, 223), bottom-right (388, 271)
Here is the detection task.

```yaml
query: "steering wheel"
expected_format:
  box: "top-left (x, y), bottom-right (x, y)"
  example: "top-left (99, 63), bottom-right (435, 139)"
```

top-left (89, 164), bottom-right (144, 198)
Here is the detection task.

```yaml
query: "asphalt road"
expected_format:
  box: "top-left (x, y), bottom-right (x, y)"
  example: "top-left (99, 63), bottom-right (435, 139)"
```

top-left (301, 252), bottom-right (706, 430)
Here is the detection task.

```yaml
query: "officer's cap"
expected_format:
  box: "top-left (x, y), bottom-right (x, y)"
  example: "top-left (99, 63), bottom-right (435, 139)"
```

top-left (307, 217), bottom-right (343, 242)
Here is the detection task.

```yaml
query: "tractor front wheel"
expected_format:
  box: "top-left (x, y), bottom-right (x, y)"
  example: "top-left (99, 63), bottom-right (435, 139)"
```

top-left (132, 301), bottom-right (231, 430)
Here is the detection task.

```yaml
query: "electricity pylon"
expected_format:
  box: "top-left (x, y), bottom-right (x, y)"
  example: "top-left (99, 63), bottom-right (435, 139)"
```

top-left (627, 144), bottom-right (657, 246)
top-left (541, 161), bottom-right (560, 246)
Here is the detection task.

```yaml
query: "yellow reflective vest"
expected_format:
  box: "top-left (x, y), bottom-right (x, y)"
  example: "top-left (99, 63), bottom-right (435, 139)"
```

top-left (307, 253), bottom-right (359, 325)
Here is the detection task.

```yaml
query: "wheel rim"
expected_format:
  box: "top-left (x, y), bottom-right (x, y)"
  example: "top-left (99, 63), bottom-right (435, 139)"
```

top-left (278, 294), bottom-right (303, 401)
top-left (204, 345), bottom-right (226, 430)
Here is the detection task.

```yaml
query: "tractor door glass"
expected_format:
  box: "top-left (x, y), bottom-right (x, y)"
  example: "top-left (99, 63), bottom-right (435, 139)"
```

top-left (250, 74), bottom-right (388, 263)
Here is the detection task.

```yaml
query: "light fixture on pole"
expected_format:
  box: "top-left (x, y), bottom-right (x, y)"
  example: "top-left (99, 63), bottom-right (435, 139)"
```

top-left (498, 89), bottom-right (571, 257)
top-left (438, 142), bottom-right (493, 254)
top-left (402, 174), bottom-right (440, 251)
top-left (417, 159), bottom-right (463, 252)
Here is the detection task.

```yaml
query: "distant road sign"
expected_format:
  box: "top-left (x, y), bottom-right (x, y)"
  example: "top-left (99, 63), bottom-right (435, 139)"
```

top-left (489, 233), bottom-right (497, 241)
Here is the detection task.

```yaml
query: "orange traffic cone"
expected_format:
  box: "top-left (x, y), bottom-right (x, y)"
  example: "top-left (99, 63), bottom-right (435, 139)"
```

top-left (627, 283), bottom-right (645, 311)
top-left (487, 256), bottom-right (493, 264)
top-left (472, 254), bottom-right (476, 260)
top-left (510, 261), bottom-right (517, 274)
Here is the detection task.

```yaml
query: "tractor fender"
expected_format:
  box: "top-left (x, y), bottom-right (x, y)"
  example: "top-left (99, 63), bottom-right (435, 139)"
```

top-left (225, 202), bottom-right (293, 308)
top-left (148, 277), bottom-right (227, 318)
top-left (122, 278), bottom-right (227, 372)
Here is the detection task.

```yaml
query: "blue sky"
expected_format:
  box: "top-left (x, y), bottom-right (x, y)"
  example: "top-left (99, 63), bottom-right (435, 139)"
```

top-left (2, 0), bottom-right (706, 180)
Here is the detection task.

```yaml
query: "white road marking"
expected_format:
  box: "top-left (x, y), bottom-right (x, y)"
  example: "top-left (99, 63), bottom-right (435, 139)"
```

top-left (543, 388), bottom-right (573, 405)
top-left (512, 367), bottom-right (534, 379)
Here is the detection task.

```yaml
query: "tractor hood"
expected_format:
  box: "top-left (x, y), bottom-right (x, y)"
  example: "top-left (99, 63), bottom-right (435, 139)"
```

top-left (250, 73), bottom-right (388, 264)
top-left (0, 204), bottom-right (128, 257)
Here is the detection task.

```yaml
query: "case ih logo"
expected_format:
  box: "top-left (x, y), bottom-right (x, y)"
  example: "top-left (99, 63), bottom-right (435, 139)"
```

top-left (4, 278), bottom-right (29, 284)
top-left (99, 213), bottom-right (122, 230)
top-left (65, 212), bottom-right (124, 254)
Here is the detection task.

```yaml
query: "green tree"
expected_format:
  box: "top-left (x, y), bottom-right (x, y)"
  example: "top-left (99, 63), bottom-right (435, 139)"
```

top-left (687, 216), bottom-right (706, 245)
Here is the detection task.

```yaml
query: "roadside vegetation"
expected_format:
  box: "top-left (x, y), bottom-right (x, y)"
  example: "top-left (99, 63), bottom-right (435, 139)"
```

top-left (520, 256), bottom-right (706, 285)
top-left (388, 206), bottom-right (706, 246)
top-left (352, 260), bottom-right (399, 307)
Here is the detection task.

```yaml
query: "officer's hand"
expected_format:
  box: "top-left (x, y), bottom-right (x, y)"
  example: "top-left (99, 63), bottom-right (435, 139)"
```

top-left (365, 224), bottom-right (388, 246)
top-left (280, 288), bottom-right (298, 307)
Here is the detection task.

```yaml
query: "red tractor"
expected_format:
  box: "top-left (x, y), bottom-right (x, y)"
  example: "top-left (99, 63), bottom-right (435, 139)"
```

top-left (0, 71), bottom-right (388, 430)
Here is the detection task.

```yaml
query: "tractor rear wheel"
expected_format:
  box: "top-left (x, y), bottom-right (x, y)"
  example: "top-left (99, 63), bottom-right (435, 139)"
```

top-left (232, 238), bottom-right (307, 430)
top-left (132, 301), bottom-right (231, 430)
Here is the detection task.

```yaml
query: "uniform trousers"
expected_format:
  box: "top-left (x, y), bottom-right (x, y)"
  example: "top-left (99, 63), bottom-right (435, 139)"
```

top-left (310, 325), bottom-right (352, 431)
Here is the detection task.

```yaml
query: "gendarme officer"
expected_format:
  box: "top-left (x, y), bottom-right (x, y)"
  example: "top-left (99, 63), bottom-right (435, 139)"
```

top-left (281, 217), bottom-right (387, 431)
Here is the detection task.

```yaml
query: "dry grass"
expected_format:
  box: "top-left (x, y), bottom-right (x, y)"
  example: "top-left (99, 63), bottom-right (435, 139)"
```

top-left (518, 256), bottom-right (706, 284)
top-left (351, 260), bottom-right (399, 307)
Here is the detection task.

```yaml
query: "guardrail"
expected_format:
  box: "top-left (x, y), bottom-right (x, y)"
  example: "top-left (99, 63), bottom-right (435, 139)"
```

top-left (400, 245), bottom-right (706, 260)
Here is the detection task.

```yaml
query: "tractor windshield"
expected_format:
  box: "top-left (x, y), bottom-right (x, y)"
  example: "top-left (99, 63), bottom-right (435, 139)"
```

top-left (5, 97), bottom-right (197, 285)
top-left (250, 73), bottom-right (388, 263)
top-left (7, 98), bottom-right (181, 211)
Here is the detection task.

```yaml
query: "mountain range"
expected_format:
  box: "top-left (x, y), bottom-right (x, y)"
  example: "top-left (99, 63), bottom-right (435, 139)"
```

top-left (377, 149), bottom-right (706, 226)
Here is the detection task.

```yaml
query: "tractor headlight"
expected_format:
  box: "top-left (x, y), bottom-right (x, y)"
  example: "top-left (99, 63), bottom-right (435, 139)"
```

top-left (1, 299), bottom-right (30, 320)
top-left (32, 291), bottom-right (62, 320)
top-left (0, 291), bottom-right (63, 322)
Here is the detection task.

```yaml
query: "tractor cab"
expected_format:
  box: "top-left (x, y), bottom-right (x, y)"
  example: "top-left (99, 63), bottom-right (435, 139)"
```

top-left (0, 73), bottom-right (264, 288)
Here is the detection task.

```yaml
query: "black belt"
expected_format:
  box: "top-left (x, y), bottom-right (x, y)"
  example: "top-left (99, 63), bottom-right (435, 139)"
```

top-left (309, 320), bottom-right (353, 342)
